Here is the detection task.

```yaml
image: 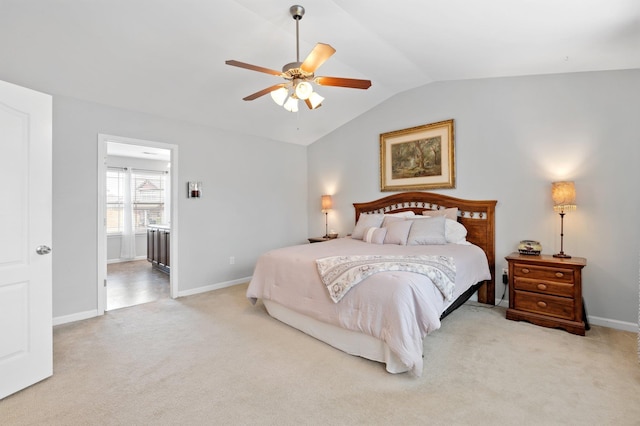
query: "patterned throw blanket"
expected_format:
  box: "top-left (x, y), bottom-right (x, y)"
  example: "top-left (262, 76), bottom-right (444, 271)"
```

top-left (316, 255), bottom-right (456, 303)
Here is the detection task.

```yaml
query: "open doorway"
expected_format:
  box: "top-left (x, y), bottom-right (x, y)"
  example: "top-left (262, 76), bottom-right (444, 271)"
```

top-left (97, 134), bottom-right (179, 314)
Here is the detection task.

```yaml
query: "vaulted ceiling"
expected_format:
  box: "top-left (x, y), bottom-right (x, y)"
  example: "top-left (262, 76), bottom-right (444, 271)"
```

top-left (1, 0), bottom-right (638, 145)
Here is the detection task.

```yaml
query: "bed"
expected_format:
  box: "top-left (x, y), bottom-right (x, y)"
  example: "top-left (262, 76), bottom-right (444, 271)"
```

top-left (247, 192), bottom-right (497, 375)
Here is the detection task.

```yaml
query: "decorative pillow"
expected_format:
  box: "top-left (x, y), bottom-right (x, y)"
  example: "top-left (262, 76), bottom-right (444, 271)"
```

top-left (422, 207), bottom-right (458, 221)
top-left (381, 215), bottom-right (405, 228)
top-left (445, 218), bottom-right (467, 244)
top-left (351, 214), bottom-right (384, 239)
top-left (407, 216), bottom-right (447, 245)
top-left (363, 227), bottom-right (387, 244)
top-left (383, 220), bottom-right (413, 245)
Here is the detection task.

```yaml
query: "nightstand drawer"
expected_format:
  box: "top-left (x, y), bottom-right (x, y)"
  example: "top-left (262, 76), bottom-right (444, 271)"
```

top-left (513, 277), bottom-right (574, 298)
top-left (512, 290), bottom-right (575, 321)
top-left (512, 262), bottom-right (575, 284)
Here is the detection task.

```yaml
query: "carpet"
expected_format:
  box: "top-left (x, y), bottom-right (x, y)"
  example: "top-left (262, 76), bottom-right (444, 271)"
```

top-left (2, 283), bottom-right (639, 425)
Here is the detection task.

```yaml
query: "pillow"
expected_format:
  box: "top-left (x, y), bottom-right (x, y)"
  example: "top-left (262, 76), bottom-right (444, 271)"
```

top-left (445, 218), bottom-right (467, 244)
top-left (422, 207), bottom-right (458, 221)
top-left (381, 215), bottom-right (405, 228)
top-left (363, 227), bottom-right (387, 244)
top-left (383, 220), bottom-right (413, 245)
top-left (351, 214), bottom-right (384, 239)
top-left (407, 216), bottom-right (447, 245)
top-left (387, 211), bottom-right (416, 218)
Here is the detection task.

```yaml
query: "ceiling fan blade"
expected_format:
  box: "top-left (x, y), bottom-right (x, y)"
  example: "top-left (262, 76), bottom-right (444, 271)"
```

top-left (300, 43), bottom-right (336, 73)
top-left (242, 84), bottom-right (287, 101)
top-left (225, 60), bottom-right (283, 77)
top-left (315, 76), bottom-right (372, 90)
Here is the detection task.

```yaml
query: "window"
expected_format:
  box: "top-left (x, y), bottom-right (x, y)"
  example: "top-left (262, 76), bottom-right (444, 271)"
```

top-left (106, 168), bottom-right (167, 234)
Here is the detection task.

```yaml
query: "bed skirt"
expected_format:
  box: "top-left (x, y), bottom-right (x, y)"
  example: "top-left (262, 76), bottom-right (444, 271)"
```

top-left (263, 299), bottom-right (410, 374)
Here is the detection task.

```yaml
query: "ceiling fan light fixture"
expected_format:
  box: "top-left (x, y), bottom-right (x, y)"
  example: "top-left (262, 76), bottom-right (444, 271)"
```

top-left (270, 86), bottom-right (289, 106)
top-left (283, 96), bottom-right (299, 112)
top-left (294, 81), bottom-right (313, 100)
top-left (225, 4), bottom-right (371, 111)
top-left (306, 92), bottom-right (324, 109)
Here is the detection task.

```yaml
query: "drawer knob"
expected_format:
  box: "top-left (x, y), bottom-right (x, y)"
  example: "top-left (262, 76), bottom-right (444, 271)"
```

top-left (537, 301), bottom-right (547, 308)
top-left (555, 272), bottom-right (564, 278)
top-left (537, 283), bottom-right (547, 291)
top-left (521, 268), bottom-right (530, 274)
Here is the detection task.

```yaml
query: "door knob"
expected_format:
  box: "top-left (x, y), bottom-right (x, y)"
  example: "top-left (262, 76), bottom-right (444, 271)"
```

top-left (36, 245), bottom-right (51, 255)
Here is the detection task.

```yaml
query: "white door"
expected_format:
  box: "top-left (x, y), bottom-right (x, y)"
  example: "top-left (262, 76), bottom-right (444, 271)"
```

top-left (0, 80), bottom-right (53, 399)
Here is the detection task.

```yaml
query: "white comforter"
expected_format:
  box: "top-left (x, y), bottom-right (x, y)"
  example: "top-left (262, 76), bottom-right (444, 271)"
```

top-left (246, 238), bottom-right (491, 376)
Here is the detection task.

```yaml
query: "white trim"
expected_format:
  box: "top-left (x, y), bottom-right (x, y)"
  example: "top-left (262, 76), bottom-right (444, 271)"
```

top-left (53, 310), bottom-right (98, 326)
top-left (588, 316), bottom-right (639, 333)
top-left (97, 134), bottom-right (179, 315)
top-left (97, 139), bottom-right (107, 314)
top-left (177, 277), bottom-right (251, 298)
top-left (107, 256), bottom-right (147, 264)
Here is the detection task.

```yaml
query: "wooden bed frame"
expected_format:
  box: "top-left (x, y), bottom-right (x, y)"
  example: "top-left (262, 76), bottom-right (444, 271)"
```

top-left (353, 191), bottom-right (497, 305)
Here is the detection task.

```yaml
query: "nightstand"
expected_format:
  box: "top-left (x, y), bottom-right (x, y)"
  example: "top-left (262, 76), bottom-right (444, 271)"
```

top-left (308, 237), bottom-right (330, 243)
top-left (506, 253), bottom-right (587, 335)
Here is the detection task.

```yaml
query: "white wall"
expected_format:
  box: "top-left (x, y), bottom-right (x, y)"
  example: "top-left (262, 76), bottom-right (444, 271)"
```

top-left (307, 69), bottom-right (640, 327)
top-left (53, 95), bottom-right (308, 318)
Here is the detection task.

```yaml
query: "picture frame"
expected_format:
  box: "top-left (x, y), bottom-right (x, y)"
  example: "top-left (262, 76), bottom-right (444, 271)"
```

top-left (379, 119), bottom-right (455, 191)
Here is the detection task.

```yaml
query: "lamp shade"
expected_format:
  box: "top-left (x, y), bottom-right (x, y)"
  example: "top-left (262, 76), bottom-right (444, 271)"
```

top-left (321, 194), bottom-right (333, 211)
top-left (305, 92), bottom-right (324, 110)
top-left (295, 81), bottom-right (313, 100)
top-left (551, 181), bottom-right (577, 212)
top-left (283, 96), bottom-right (299, 112)
top-left (270, 87), bottom-right (289, 106)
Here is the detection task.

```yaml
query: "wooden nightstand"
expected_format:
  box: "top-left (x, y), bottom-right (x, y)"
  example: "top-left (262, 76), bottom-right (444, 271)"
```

top-left (506, 253), bottom-right (587, 335)
top-left (308, 237), bottom-right (330, 243)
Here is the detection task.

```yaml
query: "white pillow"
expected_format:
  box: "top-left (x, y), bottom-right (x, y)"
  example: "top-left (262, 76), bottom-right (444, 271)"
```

top-left (383, 220), bottom-right (413, 245)
top-left (363, 227), bottom-right (387, 244)
top-left (406, 216), bottom-right (447, 245)
top-left (445, 218), bottom-right (467, 244)
top-left (387, 211), bottom-right (416, 218)
top-left (351, 214), bottom-right (384, 239)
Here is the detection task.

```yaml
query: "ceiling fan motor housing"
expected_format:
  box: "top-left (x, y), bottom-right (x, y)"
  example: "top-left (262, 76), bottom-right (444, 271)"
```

top-left (290, 5), bottom-right (305, 20)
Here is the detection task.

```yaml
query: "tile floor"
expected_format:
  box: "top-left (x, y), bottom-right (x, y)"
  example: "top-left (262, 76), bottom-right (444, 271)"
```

top-left (106, 259), bottom-right (170, 311)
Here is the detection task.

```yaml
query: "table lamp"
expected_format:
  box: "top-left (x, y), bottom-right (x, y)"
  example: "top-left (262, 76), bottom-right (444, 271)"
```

top-left (321, 195), bottom-right (332, 238)
top-left (551, 181), bottom-right (576, 258)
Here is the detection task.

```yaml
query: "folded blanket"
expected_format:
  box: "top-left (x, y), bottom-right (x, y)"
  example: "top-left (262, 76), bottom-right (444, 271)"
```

top-left (316, 255), bottom-right (456, 303)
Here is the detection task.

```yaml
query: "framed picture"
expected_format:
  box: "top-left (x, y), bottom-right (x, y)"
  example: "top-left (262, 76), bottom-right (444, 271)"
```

top-left (379, 119), bottom-right (455, 191)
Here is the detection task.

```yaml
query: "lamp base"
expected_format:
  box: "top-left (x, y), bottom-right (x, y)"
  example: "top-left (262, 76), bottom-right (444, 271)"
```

top-left (553, 253), bottom-right (572, 259)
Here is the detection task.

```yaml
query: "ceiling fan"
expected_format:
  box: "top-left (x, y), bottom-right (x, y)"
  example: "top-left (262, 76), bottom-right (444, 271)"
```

top-left (225, 5), bottom-right (372, 112)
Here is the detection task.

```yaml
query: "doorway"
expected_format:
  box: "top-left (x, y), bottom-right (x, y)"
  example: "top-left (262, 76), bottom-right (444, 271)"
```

top-left (97, 134), bottom-right (179, 315)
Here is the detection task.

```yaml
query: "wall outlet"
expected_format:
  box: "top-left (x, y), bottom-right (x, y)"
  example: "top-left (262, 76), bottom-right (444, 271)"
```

top-left (502, 268), bottom-right (508, 276)
top-left (229, 256), bottom-right (235, 265)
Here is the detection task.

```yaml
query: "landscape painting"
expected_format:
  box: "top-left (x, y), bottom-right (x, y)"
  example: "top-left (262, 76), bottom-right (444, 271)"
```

top-left (380, 119), bottom-right (455, 191)
top-left (391, 136), bottom-right (442, 179)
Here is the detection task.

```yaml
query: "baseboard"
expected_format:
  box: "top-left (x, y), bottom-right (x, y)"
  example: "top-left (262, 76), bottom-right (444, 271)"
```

top-left (177, 276), bottom-right (251, 298)
top-left (53, 282), bottom-right (637, 334)
top-left (53, 309), bottom-right (98, 326)
top-left (479, 295), bottom-right (638, 333)
top-left (51, 278), bottom-right (250, 326)
top-left (588, 316), bottom-right (639, 333)
top-left (107, 256), bottom-right (147, 264)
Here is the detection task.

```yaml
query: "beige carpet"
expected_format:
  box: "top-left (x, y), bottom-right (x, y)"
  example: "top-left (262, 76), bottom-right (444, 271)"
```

top-left (2, 283), bottom-right (639, 425)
